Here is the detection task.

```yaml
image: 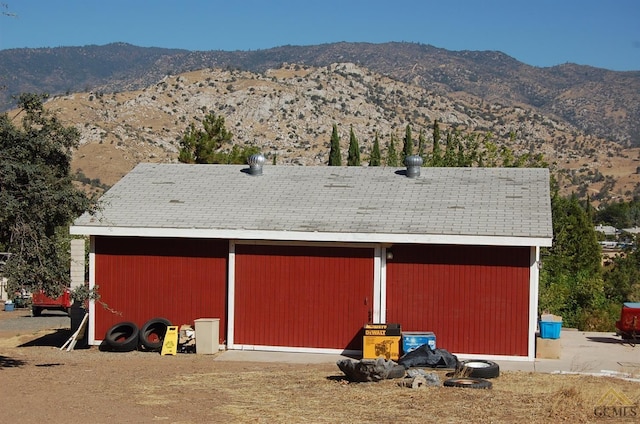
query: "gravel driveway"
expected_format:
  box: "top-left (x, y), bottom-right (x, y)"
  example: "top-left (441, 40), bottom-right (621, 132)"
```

top-left (0, 308), bottom-right (70, 332)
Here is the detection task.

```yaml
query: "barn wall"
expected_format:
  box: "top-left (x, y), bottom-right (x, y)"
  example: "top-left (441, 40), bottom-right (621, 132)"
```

top-left (93, 237), bottom-right (228, 343)
top-left (385, 244), bottom-right (531, 356)
top-left (233, 244), bottom-right (374, 351)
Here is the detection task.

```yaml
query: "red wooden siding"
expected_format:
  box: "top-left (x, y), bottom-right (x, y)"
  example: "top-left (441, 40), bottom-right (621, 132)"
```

top-left (386, 245), bottom-right (530, 356)
top-left (94, 237), bottom-right (228, 343)
top-left (234, 245), bottom-right (374, 350)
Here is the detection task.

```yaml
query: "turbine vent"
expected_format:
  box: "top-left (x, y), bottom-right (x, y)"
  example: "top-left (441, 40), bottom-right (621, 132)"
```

top-left (247, 153), bottom-right (266, 176)
top-left (404, 155), bottom-right (423, 178)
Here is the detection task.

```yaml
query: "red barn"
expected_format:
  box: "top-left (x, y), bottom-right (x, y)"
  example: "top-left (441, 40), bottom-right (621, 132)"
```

top-left (70, 159), bottom-right (552, 360)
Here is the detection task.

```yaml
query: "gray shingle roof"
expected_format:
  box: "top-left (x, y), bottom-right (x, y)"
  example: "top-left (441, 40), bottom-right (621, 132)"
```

top-left (71, 163), bottom-right (552, 246)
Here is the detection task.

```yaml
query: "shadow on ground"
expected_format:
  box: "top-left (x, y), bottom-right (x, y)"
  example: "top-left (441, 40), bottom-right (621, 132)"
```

top-left (19, 328), bottom-right (71, 348)
top-left (0, 355), bottom-right (26, 368)
top-left (586, 335), bottom-right (627, 344)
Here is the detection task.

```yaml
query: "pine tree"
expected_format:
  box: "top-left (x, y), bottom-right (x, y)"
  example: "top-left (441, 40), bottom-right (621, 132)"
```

top-left (402, 124), bottom-right (413, 162)
top-left (539, 194), bottom-right (605, 329)
top-left (369, 132), bottom-right (381, 166)
top-left (328, 124), bottom-right (342, 166)
top-left (347, 125), bottom-right (361, 166)
top-left (386, 134), bottom-right (399, 167)
top-left (178, 111), bottom-right (257, 164)
top-left (546, 194), bottom-right (602, 277)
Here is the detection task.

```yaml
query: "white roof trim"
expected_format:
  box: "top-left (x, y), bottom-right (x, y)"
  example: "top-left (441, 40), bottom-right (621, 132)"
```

top-left (70, 225), bottom-right (552, 247)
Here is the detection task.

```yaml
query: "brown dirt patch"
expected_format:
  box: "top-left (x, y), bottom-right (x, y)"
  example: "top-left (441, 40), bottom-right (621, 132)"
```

top-left (1, 324), bottom-right (639, 423)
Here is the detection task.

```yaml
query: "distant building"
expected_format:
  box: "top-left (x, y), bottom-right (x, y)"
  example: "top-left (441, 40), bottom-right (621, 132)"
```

top-left (622, 227), bottom-right (640, 235)
top-left (595, 224), bottom-right (618, 236)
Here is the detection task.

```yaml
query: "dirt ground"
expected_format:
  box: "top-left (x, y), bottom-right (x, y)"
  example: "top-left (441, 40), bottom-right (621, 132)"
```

top-left (1, 309), bottom-right (639, 423)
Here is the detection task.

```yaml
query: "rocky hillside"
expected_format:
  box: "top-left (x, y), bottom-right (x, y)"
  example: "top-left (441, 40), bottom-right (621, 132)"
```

top-left (1, 42), bottom-right (639, 147)
top-left (30, 62), bottom-right (639, 204)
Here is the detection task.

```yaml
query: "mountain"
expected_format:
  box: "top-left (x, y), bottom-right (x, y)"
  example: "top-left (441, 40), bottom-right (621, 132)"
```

top-left (2, 42), bottom-right (640, 203)
top-left (30, 62), bottom-right (638, 205)
top-left (1, 42), bottom-right (639, 146)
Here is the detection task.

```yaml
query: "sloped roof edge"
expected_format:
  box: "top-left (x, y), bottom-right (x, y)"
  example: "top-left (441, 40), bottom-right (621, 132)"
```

top-left (72, 163), bottom-right (553, 243)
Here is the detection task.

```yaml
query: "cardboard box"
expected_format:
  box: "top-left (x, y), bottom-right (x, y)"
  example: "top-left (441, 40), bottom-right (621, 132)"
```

top-left (536, 336), bottom-right (561, 359)
top-left (363, 336), bottom-right (401, 360)
top-left (363, 323), bottom-right (401, 336)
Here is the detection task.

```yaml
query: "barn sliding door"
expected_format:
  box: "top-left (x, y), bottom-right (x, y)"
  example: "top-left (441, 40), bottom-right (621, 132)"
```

top-left (93, 236), bottom-right (228, 343)
top-left (386, 244), bottom-right (530, 356)
top-left (234, 244), bottom-right (374, 351)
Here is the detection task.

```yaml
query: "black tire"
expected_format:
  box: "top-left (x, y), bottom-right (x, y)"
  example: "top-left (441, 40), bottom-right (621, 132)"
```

top-left (458, 359), bottom-right (500, 379)
top-left (443, 377), bottom-right (492, 389)
top-left (139, 317), bottom-right (172, 351)
top-left (32, 306), bottom-right (42, 317)
top-left (105, 321), bottom-right (139, 352)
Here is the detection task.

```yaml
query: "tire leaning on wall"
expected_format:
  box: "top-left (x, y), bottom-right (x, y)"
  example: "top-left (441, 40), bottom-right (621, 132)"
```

top-left (139, 317), bottom-right (172, 352)
top-left (104, 321), bottom-right (140, 352)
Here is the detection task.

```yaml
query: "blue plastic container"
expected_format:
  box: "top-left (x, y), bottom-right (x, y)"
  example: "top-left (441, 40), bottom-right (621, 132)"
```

top-left (539, 321), bottom-right (561, 339)
top-left (402, 332), bottom-right (436, 353)
top-left (4, 302), bottom-right (15, 312)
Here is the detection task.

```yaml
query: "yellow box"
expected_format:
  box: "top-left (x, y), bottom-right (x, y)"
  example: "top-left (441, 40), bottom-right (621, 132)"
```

top-left (363, 336), bottom-right (401, 361)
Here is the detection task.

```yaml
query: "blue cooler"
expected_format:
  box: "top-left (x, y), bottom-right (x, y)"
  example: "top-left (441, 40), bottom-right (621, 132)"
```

top-left (402, 332), bottom-right (436, 353)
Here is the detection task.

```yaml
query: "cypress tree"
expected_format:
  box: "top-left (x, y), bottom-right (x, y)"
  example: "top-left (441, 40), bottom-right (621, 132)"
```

top-left (417, 129), bottom-right (426, 164)
top-left (328, 124), bottom-right (342, 166)
top-left (443, 131), bottom-right (457, 167)
top-left (347, 125), bottom-right (361, 166)
top-left (369, 132), bottom-right (381, 166)
top-left (386, 134), bottom-right (399, 167)
top-left (430, 119), bottom-right (442, 166)
top-left (402, 124), bottom-right (413, 162)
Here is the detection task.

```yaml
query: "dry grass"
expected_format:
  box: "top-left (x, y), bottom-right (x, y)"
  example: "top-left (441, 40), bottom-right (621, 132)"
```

top-left (1, 326), bottom-right (639, 423)
top-left (125, 363), bottom-right (640, 423)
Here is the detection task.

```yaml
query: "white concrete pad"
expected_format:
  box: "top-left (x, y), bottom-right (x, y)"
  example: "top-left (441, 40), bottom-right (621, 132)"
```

top-left (213, 330), bottom-right (640, 376)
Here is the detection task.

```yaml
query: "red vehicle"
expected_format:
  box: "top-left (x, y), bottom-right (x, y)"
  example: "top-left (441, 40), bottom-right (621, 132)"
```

top-left (615, 302), bottom-right (640, 346)
top-left (31, 289), bottom-right (73, 316)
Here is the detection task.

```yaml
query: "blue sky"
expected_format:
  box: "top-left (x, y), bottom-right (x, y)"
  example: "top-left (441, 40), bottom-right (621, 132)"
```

top-left (1, 0), bottom-right (639, 71)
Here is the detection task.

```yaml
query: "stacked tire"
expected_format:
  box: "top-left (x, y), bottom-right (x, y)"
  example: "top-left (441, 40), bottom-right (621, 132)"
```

top-left (103, 317), bottom-right (171, 352)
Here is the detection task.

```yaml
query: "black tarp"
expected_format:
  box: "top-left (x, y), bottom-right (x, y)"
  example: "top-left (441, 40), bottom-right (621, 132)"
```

top-left (397, 345), bottom-right (458, 369)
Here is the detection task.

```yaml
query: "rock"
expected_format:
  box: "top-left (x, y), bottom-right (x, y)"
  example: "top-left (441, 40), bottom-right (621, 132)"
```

top-left (405, 369), bottom-right (440, 386)
top-left (337, 358), bottom-right (405, 382)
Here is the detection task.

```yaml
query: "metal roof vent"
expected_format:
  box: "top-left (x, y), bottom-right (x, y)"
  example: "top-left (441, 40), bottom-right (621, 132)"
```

top-left (247, 153), bottom-right (266, 176)
top-left (404, 155), bottom-right (423, 178)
